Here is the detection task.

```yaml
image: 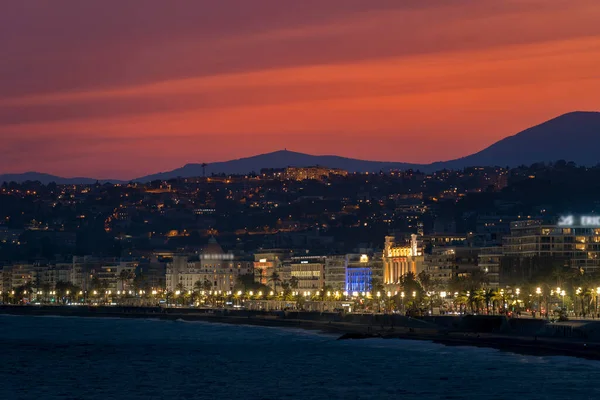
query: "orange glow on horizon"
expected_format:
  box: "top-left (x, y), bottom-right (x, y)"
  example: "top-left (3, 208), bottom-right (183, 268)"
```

top-left (1, 1), bottom-right (600, 179)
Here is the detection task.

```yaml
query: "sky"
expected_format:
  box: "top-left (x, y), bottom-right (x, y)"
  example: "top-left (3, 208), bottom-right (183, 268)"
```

top-left (2, 0), bottom-right (600, 179)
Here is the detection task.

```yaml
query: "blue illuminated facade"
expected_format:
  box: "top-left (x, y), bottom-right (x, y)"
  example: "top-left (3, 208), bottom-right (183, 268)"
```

top-left (346, 267), bottom-right (372, 292)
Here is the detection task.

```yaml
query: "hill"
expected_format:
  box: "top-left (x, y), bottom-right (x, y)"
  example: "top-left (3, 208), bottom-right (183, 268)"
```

top-left (0, 172), bottom-right (122, 185)
top-left (428, 111), bottom-right (600, 169)
top-left (135, 150), bottom-right (419, 181)
top-left (3, 111), bottom-right (599, 183)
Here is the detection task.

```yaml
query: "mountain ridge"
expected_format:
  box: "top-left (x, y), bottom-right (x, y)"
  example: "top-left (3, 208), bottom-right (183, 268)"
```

top-left (2, 111), bottom-right (599, 184)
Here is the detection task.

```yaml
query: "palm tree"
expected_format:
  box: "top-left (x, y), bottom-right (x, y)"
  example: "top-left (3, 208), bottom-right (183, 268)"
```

top-left (454, 291), bottom-right (468, 314)
top-left (371, 278), bottom-right (385, 294)
top-left (165, 290), bottom-right (174, 306)
top-left (193, 280), bottom-right (204, 306)
top-left (268, 272), bottom-right (282, 294)
top-left (118, 270), bottom-right (133, 292)
top-left (175, 283), bottom-right (186, 306)
top-left (483, 288), bottom-right (495, 315)
top-left (289, 276), bottom-right (299, 290)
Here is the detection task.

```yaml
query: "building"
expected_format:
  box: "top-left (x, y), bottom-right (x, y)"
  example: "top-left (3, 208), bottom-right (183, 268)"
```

top-left (35, 263), bottom-right (73, 289)
top-left (253, 250), bottom-right (289, 288)
top-left (72, 255), bottom-right (109, 291)
top-left (95, 261), bottom-right (138, 292)
top-left (499, 216), bottom-right (600, 286)
top-left (422, 234), bottom-right (469, 250)
top-left (284, 166), bottom-right (348, 181)
top-left (503, 218), bottom-right (600, 270)
top-left (478, 247), bottom-right (502, 288)
top-left (290, 256), bottom-right (326, 290)
top-left (166, 238), bottom-right (253, 293)
top-left (136, 256), bottom-right (167, 290)
top-left (383, 234), bottom-right (424, 288)
top-left (324, 255), bottom-right (347, 291)
top-left (347, 253), bottom-right (383, 292)
top-left (1, 264), bottom-right (35, 293)
top-left (424, 247), bottom-right (481, 285)
top-left (346, 266), bottom-right (371, 293)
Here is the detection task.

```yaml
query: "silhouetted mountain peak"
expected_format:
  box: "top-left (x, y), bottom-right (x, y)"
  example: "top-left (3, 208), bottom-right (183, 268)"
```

top-left (3, 111), bottom-right (600, 184)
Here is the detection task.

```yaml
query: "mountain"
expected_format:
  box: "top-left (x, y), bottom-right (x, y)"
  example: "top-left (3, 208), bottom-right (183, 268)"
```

top-left (135, 150), bottom-right (420, 181)
top-left (427, 111), bottom-right (600, 170)
top-left (136, 111), bottom-right (600, 180)
top-left (3, 111), bottom-right (600, 184)
top-left (0, 172), bottom-right (122, 185)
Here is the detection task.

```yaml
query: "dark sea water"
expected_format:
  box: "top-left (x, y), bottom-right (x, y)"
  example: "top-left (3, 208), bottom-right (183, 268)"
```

top-left (1, 315), bottom-right (599, 400)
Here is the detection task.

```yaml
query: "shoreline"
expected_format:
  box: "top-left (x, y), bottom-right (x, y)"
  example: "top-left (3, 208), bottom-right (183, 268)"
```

top-left (2, 305), bottom-right (600, 361)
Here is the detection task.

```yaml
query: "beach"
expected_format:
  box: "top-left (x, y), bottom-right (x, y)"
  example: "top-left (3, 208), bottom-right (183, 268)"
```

top-left (2, 304), bottom-right (600, 360)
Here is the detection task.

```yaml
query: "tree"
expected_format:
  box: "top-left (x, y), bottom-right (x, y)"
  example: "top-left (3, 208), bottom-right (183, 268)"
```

top-left (55, 281), bottom-right (79, 304)
top-left (268, 271), bottom-right (282, 294)
top-left (175, 283), bottom-right (186, 306)
top-left (417, 271), bottom-right (431, 291)
top-left (371, 278), bottom-right (384, 294)
top-left (193, 280), bottom-right (204, 305)
top-left (40, 283), bottom-right (52, 303)
top-left (133, 273), bottom-right (148, 293)
top-left (289, 276), bottom-right (299, 290)
top-left (118, 270), bottom-right (134, 291)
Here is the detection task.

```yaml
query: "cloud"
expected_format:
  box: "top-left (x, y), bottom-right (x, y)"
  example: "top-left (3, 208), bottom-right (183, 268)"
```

top-left (1, 0), bottom-right (600, 178)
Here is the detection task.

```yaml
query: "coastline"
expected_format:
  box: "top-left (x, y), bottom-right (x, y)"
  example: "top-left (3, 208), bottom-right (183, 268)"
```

top-left (2, 305), bottom-right (600, 361)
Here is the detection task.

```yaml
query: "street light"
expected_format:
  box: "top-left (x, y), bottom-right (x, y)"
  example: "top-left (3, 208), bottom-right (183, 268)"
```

top-left (596, 287), bottom-right (600, 318)
top-left (536, 287), bottom-right (542, 318)
top-left (401, 292), bottom-right (405, 314)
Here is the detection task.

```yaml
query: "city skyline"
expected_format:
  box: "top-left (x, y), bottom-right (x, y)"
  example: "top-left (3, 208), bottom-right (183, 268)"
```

top-left (2, 1), bottom-right (600, 179)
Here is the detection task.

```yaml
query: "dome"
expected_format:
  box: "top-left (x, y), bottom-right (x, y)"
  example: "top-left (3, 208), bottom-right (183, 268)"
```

top-left (201, 236), bottom-right (224, 255)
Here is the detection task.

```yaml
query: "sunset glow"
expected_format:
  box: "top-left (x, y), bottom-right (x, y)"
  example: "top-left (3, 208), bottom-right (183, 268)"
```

top-left (2, 0), bottom-right (600, 179)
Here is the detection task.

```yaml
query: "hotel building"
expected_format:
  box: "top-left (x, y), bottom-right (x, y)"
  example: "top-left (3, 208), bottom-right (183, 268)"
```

top-left (383, 234), bottom-right (424, 288)
top-left (424, 247), bottom-right (481, 285)
top-left (166, 238), bottom-right (253, 293)
top-left (253, 250), bottom-right (289, 288)
top-left (290, 256), bottom-right (326, 290)
top-left (503, 218), bottom-right (600, 270)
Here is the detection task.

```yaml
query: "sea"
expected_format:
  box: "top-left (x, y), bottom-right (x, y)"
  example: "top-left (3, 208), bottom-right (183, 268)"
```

top-left (0, 315), bottom-right (599, 400)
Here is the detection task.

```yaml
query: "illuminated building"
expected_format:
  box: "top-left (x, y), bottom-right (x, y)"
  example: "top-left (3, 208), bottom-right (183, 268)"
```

top-left (166, 238), bottom-right (253, 293)
top-left (253, 250), bottom-right (289, 288)
top-left (500, 217), bottom-right (600, 286)
top-left (346, 267), bottom-right (371, 292)
top-left (0, 264), bottom-right (34, 293)
top-left (503, 218), bottom-right (600, 270)
top-left (290, 256), bottom-right (326, 290)
top-left (284, 166), bottom-right (348, 181)
top-left (424, 247), bottom-right (481, 285)
top-left (324, 253), bottom-right (383, 291)
top-left (422, 234), bottom-right (468, 248)
top-left (95, 262), bottom-right (138, 292)
top-left (383, 234), bottom-right (424, 288)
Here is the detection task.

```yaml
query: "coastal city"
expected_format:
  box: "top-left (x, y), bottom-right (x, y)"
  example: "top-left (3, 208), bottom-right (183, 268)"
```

top-left (3, 162), bottom-right (600, 319)
top-left (4, 1), bottom-right (600, 398)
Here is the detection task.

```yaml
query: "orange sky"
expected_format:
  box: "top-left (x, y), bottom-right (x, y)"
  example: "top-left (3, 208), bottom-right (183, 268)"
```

top-left (1, 0), bottom-right (600, 179)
